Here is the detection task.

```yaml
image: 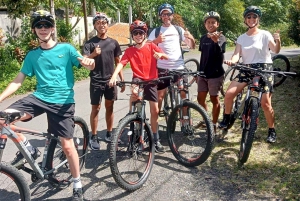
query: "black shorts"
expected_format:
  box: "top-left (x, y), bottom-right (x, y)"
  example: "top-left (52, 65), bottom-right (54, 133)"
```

top-left (90, 81), bottom-right (117, 105)
top-left (132, 78), bottom-right (158, 102)
top-left (7, 94), bottom-right (75, 139)
top-left (157, 68), bottom-right (188, 90)
top-left (234, 64), bottom-right (274, 93)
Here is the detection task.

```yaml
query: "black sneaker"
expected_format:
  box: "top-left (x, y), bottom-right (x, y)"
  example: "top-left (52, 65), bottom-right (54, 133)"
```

top-left (155, 140), bottom-right (165, 153)
top-left (89, 135), bottom-right (100, 150)
top-left (72, 188), bottom-right (83, 201)
top-left (266, 130), bottom-right (276, 143)
top-left (218, 115), bottom-right (230, 130)
top-left (11, 147), bottom-right (39, 168)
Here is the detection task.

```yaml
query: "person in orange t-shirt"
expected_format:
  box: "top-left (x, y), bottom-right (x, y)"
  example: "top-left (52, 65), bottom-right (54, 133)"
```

top-left (109, 20), bottom-right (168, 153)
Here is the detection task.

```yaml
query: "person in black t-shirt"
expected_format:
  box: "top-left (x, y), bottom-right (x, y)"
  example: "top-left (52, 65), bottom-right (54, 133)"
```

top-left (197, 11), bottom-right (226, 133)
top-left (83, 12), bottom-right (125, 150)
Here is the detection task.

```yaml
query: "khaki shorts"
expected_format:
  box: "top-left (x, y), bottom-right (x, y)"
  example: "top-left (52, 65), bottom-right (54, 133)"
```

top-left (197, 75), bottom-right (224, 96)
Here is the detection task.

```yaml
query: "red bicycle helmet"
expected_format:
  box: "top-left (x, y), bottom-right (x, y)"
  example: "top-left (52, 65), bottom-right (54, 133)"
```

top-left (130, 20), bottom-right (148, 34)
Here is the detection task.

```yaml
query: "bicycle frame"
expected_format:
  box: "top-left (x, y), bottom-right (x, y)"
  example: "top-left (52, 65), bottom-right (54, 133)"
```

top-left (0, 114), bottom-right (69, 181)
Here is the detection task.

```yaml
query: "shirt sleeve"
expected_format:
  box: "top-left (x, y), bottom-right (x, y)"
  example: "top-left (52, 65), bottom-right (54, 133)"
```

top-left (148, 28), bottom-right (156, 41)
top-left (83, 41), bottom-right (92, 56)
top-left (20, 53), bottom-right (34, 77)
top-left (69, 44), bottom-right (82, 68)
top-left (114, 40), bottom-right (122, 57)
top-left (120, 49), bottom-right (129, 66)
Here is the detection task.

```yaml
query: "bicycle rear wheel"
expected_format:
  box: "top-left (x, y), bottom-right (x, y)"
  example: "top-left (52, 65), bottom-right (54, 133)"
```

top-left (184, 58), bottom-right (199, 100)
top-left (46, 116), bottom-right (89, 188)
top-left (239, 97), bottom-right (259, 165)
top-left (109, 113), bottom-right (155, 191)
top-left (272, 54), bottom-right (290, 87)
top-left (0, 162), bottom-right (31, 201)
top-left (167, 101), bottom-right (214, 167)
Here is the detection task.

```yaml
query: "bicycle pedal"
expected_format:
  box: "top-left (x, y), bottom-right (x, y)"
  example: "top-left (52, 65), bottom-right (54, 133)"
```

top-left (158, 110), bottom-right (166, 117)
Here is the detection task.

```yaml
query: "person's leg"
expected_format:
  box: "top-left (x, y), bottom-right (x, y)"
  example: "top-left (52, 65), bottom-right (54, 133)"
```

top-left (219, 81), bottom-right (246, 129)
top-left (197, 77), bottom-right (209, 111)
top-left (89, 84), bottom-right (103, 149)
top-left (104, 83), bottom-right (118, 142)
top-left (261, 93), bottom-right (276, 143)
top-left (157, 88), bottom-right (167, 111)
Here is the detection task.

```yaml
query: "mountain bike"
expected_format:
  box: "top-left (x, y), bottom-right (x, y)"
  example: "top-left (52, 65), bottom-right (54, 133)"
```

top-left (222, 64), bottom-right (296, 166)
top-left (159, 70), bottom-right (214, 167)
top-left (109, 77), bottom-right (172, 191)
top-left (221, 54), bottom-right (291, 97)
top-left (0, 111), bottom-right (89, 201)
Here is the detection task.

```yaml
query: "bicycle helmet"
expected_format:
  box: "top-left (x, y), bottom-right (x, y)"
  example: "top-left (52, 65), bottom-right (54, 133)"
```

top-left (31, 10), bottom-right (55, 29)
top-left (158, 3), bottom-right (174, 15)
top-left (130, 20), bottom-right (148, 34)
top-left (203, 11), bottom-right (220, 22)
top-left (243, 6), bottom-right (262, 18)
top-left (93, 12), bottom-right (109, 25)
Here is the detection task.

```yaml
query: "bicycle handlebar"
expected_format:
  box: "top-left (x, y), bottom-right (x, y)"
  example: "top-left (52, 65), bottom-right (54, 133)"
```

top-left (231, 64), bottom-right (297, 77)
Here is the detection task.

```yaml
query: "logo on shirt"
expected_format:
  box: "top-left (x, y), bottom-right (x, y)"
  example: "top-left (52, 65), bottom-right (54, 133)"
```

top-left (58, 54), bottom-right (64, 58)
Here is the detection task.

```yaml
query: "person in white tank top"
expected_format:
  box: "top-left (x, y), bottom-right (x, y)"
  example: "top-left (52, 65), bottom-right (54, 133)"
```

top-left (219, 6), bottom-right (281, 143)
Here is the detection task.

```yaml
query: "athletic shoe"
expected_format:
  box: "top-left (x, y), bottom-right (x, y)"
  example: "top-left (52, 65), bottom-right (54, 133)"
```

top-left (89, 135), bottom-right (100, 150)
top-left (72, 188), bottom-right (83, 201)
top-left (155, 140), bottom-right (165, 153)
top-left (11, 147), bottom-right (39, 168)
top-left (218, 115), bottom-right (230, 130)
top-left (266, 130), bottom-right (276, 143)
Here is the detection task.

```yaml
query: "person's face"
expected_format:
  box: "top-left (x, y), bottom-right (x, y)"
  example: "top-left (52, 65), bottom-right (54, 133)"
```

top-left (94, 19), bottom-right (108, 34)
top-left (33, 22), bottom-right (54, 40)
top-left (160, 10), bottom-right (173, 25)
top-left (245, 12), bottom-right (259, 27)
top-left (204, 18), bottom-right (219, 33)
top-left (132, 30), bottom-right (145, 43)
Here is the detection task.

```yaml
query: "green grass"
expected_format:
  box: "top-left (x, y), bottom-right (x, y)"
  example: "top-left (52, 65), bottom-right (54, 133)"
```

top-left (203, 55), bottom-right (300, 200)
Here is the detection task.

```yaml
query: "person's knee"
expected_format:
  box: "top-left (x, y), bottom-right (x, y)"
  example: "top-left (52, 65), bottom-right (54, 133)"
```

top-left (61, 139), bottom-right (75, 155)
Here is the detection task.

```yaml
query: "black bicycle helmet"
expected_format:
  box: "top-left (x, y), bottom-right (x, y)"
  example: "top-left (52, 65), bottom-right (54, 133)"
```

top-left (243, 6), bottom-right (262, 18)
top-left (93, 12), bottom-right (109, 25)
top-left (158, 3), bottom-right (174, 15)
top-left (203, 11), bottom-right (220, 22)
top-left (31, 10), bottom-right (55, 29)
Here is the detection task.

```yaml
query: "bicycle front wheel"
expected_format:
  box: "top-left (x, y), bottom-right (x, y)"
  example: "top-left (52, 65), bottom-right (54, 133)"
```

top-left (46, 116), bottom-right (89, 188)
top-left (272, 54), bottom-right (290, 87)
top-left (239, 97), bottom-right (259, 165)
top-left (167, 101), bottom-right (214, 167)
top-left (0, 162), bottom-right (31, 201)
top-left (109, 113), bottom-right (155, 191)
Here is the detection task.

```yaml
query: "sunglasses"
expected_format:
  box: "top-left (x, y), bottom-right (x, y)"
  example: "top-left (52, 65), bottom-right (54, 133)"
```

top-left (161, 13), bottom-right (172, 17)
top-left (95, 21), bottom-right (107, 25)
top-left (132, 31), bottom-right (145, 36)
top-left (35, 24), bottom-right (52, 29)
top-left (246, 14), bottom-right (258, 19)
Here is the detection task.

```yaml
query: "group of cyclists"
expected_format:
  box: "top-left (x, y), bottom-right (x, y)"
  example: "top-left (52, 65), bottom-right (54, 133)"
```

top-left (0, 3), bottom-right (282, 200)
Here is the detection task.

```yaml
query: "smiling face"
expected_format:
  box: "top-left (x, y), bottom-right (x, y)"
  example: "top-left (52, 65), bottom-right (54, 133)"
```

top-left (33, 22), bottom-right (54, 41)
top-left (244, 12), bottom-right (259, 27)
top-left (160, 10), bottom-right (173, 26)
top-left (204, 18), bottom-right (219, 33)
top-left (132, 30), bottom-right (146, 44)
top-left (94, 19), bottom-right (108, 34)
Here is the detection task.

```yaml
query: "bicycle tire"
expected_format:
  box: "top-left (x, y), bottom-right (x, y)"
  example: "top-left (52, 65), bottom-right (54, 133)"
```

top-left (46, 116), bottom-right (89, 188)
top-left (0, 162), bottom-right (31, 201)
top-left (184, 58), bottom-right (199, 73)
top-left (227, 89), bottom-right (246, 130)
top-left (184, 58), bottom-right (199, 100)
top-left (220, 67), bottom-right (238, 97)
top-left (272, 54), bottom-right (290, 88)
top-left (109, 113), bottom-right (155, 191)
top-left (167, 101), bottom-right (214, 167)
top-left (239, 97), bottom-right (259, 165)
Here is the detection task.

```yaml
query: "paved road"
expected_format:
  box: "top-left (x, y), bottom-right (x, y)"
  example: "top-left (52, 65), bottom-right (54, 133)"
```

top-left (1, 47), bottom-right (299, 200)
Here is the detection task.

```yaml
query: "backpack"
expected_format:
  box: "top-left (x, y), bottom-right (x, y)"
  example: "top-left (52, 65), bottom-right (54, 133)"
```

top-left (153, 25), bottom-right (184, 58)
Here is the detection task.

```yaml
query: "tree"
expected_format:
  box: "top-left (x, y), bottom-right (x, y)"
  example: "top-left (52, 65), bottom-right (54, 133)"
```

top-left (288, 0), bottom-right (300, 46)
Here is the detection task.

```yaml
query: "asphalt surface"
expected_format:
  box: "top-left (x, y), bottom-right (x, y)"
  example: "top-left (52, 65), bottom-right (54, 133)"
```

top-left (1, 48), bottom-right (299, 200)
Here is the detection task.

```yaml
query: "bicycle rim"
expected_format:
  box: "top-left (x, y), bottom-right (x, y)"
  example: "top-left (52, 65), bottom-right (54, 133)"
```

top-left (272, 54), bottom-right (290, 88)
top-left (239, 98), bottom-right (258, 165)
top-left (221, 67), bottom-right (239, 97)
top-left (184, 58), bottom-right (199, 101)
top-left (167, 101), bottom-right (214, 167)
top-left (46, 116), bottom-right (89, 188)
top-left (109, 114), bottom-right (155, 191)
top-left (0, 162), bottom-right (31, 201)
